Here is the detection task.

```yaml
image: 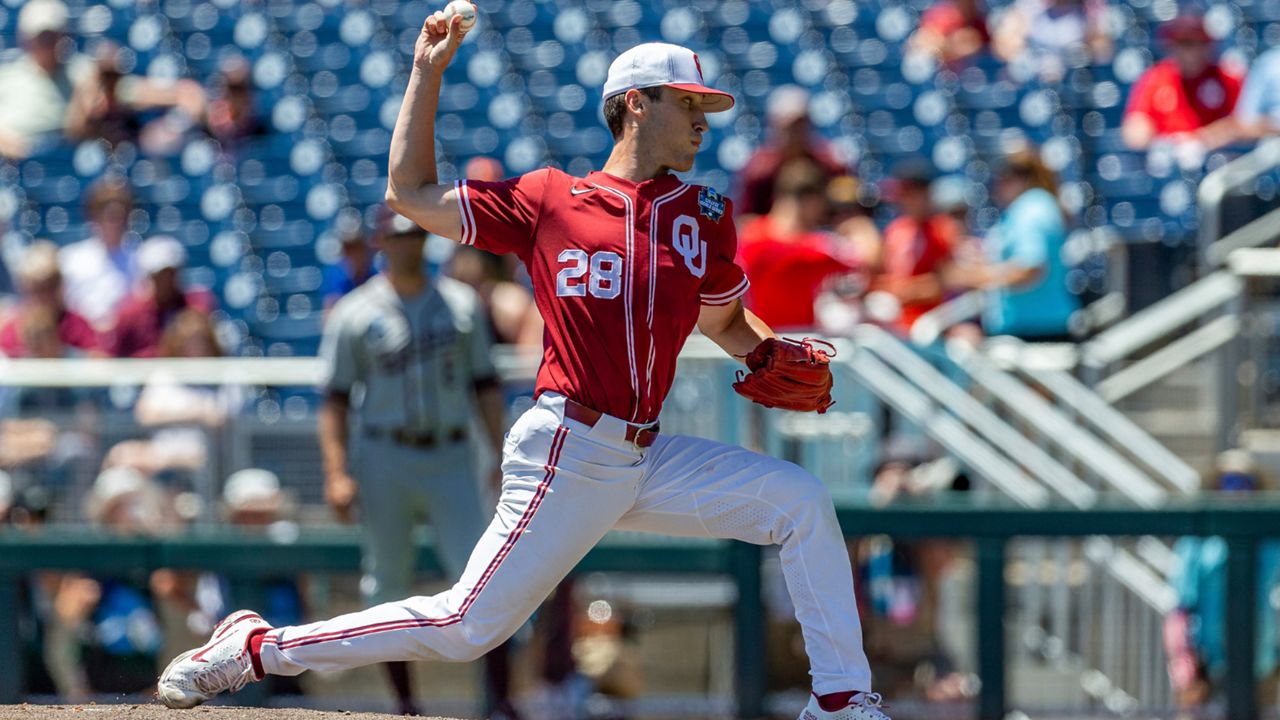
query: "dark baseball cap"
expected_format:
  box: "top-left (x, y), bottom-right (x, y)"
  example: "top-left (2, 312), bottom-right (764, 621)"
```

top-left (1160, 15), bottom-right (1212, 44)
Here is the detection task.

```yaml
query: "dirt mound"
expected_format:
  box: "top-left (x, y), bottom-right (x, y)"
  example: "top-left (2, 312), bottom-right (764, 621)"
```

top-left (0, 706), bottom-right (461, 720)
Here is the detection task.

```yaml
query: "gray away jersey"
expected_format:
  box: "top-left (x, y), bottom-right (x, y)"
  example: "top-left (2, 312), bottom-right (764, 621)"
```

top-left (320, 274), bottom-right (496, 435)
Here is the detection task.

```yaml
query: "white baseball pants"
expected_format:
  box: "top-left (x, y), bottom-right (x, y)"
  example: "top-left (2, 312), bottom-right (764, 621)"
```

top-left (260, 393), bottom-right (872, 695)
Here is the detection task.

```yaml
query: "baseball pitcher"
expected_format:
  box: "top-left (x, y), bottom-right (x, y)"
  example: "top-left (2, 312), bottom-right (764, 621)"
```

top-left (160, 7), bottom-right (888, 720)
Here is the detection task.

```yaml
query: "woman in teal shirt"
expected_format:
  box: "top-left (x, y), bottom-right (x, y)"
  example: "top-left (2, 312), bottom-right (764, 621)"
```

top-left (951, 148), bottom-right (1080, 339)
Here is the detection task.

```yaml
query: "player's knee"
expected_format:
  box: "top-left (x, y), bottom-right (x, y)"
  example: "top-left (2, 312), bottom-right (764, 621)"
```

top-left (447, 643), bottom-right (490, 663)
top-left (446, 620), bottom-right (511, 662)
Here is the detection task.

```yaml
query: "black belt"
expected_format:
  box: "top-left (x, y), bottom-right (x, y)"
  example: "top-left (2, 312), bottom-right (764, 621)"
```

top-left (364, 427), bottom-right (467, 449)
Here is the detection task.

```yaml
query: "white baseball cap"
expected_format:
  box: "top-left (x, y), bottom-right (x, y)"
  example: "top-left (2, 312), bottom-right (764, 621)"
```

top-left (137, 235), bottom-right (187, 274)
top-left (86, 466), bottom-right (148, 521)
top-left (603, 43), bottom-right (734, 113)
top-left (18, 0), bottom-right (68, 41)
top-left (223, 468), bottom-right (282, 512)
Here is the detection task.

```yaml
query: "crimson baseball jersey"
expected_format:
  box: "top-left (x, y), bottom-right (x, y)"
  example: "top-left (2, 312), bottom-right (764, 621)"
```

top-left (1125, 59), bottom-right (1242, 136)
top-left (454, 169), bottom-right (749, 424)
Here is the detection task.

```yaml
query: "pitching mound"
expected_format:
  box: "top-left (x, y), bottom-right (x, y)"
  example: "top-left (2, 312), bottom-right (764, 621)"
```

top-left (0, 706), bottom-right (462, 720)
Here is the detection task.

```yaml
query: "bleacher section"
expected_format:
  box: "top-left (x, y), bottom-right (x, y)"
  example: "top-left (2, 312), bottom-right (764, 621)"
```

top-left (4, 0), bottom-right (1280, 359)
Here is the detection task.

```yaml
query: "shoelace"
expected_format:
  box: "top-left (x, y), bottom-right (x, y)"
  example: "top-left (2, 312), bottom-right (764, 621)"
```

top-left (855, 692), bottom-right (889, 719)
top-left (193, 652), bottom-right (252, 695)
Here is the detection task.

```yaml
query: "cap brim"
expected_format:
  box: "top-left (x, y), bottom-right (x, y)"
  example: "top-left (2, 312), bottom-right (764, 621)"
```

top-left (666, 84), bottom-right (735, 112)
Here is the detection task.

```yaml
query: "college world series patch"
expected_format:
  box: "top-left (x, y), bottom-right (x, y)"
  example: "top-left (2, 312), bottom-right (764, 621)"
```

top-left (698, 187), bottom-right (725, 223)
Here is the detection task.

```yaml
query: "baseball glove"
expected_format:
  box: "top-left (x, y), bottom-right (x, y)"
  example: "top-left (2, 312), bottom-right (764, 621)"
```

top-left (732, 337), bottom-right (835, 414)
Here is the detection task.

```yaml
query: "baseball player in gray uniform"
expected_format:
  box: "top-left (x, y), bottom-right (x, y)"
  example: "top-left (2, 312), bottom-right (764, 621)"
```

top-left (316, 209), bottom-right (515, 717)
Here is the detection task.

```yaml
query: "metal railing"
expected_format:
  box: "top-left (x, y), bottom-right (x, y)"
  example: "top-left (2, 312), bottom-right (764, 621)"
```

top-left (846, 324), bottom-right (1202, 712)
top-left (1199, 137), bottom-right (1280, 268)
top-left (0, 334), bottom-right (1236, 717)
top-left (4, 500), bottom-right (1277, 720)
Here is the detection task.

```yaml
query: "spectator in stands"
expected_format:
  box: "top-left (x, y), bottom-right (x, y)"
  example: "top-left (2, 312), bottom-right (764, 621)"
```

top-left (0, 241), bottom-right (98, 358)
top-left (4, 303), bottom-right (101, 414)
top-left (0, 419), bottom-right (57, 471)
top-left (152, 469), bottom-right (306, 698)
top-left (16, 303), bottom-right (65, 361)
top-left (1122, 15), bottom-right (1243, 154)
top-left (1166, 450), bottom-right (1280, 710)
top-left (217, 469), bottom-right (306, 698)
top-left (827, 174), bottom-right (883, 268)
top-left (322, 224), bottom-right (376, 311)
top-left (65, 40), bottom-right (206, 154)
top-left (103, 310), bottom-right (236, 477)
top-left (465, 156), bottom-right (505, 183)
top-left (1195, 45), bottom-right (1280, 150)
top-left (909, 0), bottom-right (991, 66)
top-left (0, 0), bottom-right (79, 158)
top-left (109, 235), bottom-right (215, 358)
top-left (870, 158), bottom-right (958, 335)
top-left (41, 468), bottom-right (175, 699)
top-left (449, 157), bottom-right (544, 348)
top-left (734, 85), bottom-right (846, 217)
top-left (450, 245), bottom-right (544, 348)
top-left (812, 175), bottom-right (881, 336)
top-left (858, 444), bottom-right (977, 701)
top-left (947, 148), bottom-right (1078, 340)
top-left (206, 55), bottom-right (267, 150)
top-left (738, 160), bottom-right (858, 332)
top-left (993, 0), bottom-right (1112, 83)
top-left (59, 178), bottom-right (138, 331)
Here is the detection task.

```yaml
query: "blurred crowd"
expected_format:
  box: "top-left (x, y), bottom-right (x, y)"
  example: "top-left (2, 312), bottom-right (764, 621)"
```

top-left (6, 0), bottom-right (1280, 714)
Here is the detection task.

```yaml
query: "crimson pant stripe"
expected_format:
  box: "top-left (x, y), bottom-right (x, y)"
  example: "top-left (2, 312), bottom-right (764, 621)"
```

top-left (267, 426), bottom-right (570, 651)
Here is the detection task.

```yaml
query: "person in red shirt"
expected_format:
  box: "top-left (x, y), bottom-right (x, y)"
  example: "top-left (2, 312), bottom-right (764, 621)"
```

top-left (909, 0), bottom-right (991, 65)
top-left (872, 159), bottom-right (959, 334)
top-left (0, 241), bottom-right (98, 357)
top-left (108, 235), bottom-right (215, 358)
top-left (734, 85), bottom-right (847, 217)
top-left (1122, 15), bottom-right (1243, 152)
top-left (738, 159), bottom-right (857, 331)
top-left (160, 11), bottom-right (889, 720)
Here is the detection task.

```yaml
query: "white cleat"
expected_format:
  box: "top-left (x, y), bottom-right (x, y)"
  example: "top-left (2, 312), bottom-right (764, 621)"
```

top-left (797, 692), bottom-right (892, 720)
top-left (157, 609), bottom-right (272, 709)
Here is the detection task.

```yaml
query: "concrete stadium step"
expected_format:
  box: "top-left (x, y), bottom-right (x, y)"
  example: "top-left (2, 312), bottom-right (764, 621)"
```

top-left (1009, 659), bottom-right (1086, 708)
top-left (1109, 358), bottom-right (1218, 477)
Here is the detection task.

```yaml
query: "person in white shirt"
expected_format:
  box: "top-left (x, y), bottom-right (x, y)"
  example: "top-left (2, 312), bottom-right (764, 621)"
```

top-left (58, 178), bottom-right (138, 330)
top-left (0, 0), bottom-right (90, 158)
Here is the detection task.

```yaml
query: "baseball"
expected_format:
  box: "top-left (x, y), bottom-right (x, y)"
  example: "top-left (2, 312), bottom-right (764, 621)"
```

top-left (443, 0), bottom-right (477, 32)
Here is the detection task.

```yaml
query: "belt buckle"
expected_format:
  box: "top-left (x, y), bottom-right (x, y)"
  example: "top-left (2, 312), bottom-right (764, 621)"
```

top-left (630, 422), bottom-right (657, 451)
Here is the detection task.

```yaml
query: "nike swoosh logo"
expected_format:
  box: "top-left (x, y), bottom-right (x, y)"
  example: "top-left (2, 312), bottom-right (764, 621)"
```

top-left (191, 613), bottom-right (258, 662)
top-left (570, 185), bottom-right (596, 196)
top-left (191, 634), bottom-right (236, 663)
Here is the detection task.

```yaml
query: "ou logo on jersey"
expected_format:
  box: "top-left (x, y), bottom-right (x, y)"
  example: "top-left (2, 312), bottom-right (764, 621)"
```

top-left (672, 215), bottom-right (706, 278)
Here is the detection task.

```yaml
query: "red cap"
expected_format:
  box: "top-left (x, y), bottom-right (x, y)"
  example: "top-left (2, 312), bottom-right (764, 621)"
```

top-left (1160, 15), bottom-right (1212, 44)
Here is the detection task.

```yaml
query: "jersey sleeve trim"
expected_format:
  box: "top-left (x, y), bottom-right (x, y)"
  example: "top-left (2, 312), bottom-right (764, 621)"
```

top-left (700, 277), bottom-right (750, 305)
top-left (454, 180), bottom-right (477, 246)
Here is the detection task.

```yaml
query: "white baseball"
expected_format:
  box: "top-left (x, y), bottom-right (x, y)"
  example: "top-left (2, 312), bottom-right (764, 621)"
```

top-left (443, 0), bottom-right (477, 31)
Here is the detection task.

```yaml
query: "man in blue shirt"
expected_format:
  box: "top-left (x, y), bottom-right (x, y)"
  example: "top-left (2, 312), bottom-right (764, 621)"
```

top-left (1198, 46), bottom-right (1280, 149)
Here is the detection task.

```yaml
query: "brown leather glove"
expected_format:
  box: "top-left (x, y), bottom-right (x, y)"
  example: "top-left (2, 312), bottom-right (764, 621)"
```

top-left (732, 338), bottom-right (835, 414)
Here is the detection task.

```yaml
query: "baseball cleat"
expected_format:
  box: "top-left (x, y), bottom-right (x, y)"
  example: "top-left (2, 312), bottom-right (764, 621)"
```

top-left (797, 692), bottom-right (891, 720)
top-left (157, 609), bottom-right (271, 708)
